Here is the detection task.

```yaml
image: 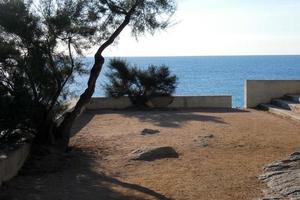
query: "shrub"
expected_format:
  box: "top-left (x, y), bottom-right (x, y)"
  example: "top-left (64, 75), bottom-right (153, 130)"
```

top-left (104, 58), bottom-right (178, 107)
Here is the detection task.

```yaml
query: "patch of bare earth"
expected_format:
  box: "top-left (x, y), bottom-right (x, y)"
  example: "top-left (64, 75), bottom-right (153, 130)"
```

top-left (1, 108), bottom-right (300, 200)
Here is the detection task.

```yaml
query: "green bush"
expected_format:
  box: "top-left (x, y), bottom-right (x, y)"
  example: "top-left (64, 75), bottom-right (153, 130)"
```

top-left (104, 58), bottom-right (178, 107)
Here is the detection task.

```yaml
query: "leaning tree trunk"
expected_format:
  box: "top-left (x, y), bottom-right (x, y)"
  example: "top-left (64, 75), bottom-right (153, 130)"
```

top-left (57, 7), bottom-right (136, 150)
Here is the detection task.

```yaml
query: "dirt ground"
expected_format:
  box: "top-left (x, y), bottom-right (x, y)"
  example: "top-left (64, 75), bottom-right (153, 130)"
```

top-left (1, 108), bottom-right (300, 200)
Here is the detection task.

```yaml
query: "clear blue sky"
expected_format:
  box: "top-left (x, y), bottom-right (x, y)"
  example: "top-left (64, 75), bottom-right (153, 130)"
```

top-left (101, 0), bottom-right (300, 56)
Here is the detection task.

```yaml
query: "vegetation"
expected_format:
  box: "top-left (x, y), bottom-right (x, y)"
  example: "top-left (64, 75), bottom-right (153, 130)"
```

top-left (0, 0), bottom-right (176, 150)
top-left (104, 59), bottom-right (178, 107)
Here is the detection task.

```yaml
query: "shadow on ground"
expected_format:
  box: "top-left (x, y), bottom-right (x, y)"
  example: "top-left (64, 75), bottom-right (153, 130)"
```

top-left (0, 146), bottom-right (172, 200)
top-left (70, 111), bottom-right (96, 137)
top-left (71, 108), bottom-right (248, 134)
top-left (83, 108), bottom-right (246, 128)
top-left (119, 109), bottom-right (227, 128)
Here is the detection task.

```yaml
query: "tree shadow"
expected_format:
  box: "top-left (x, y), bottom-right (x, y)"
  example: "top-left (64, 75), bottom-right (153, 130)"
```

top-left (96, 108), bottom-right (231, 128)
top-left (123, 111), bottom-right (225, 128)
top-left (71, 107), bottom-right (247, 135)
top-left (70, 111), bottom-right (95, 137)
top-left (0, 147), bottom-right (172, 200)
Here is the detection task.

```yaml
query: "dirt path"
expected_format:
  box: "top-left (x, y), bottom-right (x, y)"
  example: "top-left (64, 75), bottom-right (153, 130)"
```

top-left (1, 108), bottom-right (300, 200)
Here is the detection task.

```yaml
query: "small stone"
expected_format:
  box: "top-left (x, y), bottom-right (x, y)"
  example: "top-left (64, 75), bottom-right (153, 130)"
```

top-left (130, 146), bottom-right (179, 161)
top-left (234, 144), bottom-right (245, 148)
top-left (204, 134), bottom-right (214, 139)
top-left (141, 129), bottom-right (160, 135)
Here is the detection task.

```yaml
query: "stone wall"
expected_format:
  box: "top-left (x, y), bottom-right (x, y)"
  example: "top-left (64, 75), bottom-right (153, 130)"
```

top-left (86, 96), bottom-right (232, 110)
top-left (0, 143), bottom-right (31, 186)
top-left (245, 80), bottom-right (300, 108)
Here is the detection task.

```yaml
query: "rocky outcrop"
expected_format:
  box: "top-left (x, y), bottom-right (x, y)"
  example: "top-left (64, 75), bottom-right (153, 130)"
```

top-left (259, 151), bottom-right (300, 199)
top-left (130, 146), bottom-right (179, 161)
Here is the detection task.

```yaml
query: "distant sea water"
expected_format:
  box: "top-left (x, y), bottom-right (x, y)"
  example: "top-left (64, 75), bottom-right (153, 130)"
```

top-left (75, 56), bottom-right (300, 108)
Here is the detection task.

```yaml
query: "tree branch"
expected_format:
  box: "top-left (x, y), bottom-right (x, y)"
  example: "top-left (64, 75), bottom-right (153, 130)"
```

top-left (104, 0), bottom-right (128, 15)
top-left (47, 37), bottom-right (76, 114)
top-left (58, 1), bottom-right (141, 147)
top-left (46, 38), bottom-right (61, 92)
top-left (22, 59), bottom-right (39, 102)
top-left (95, 1), bottom-right (140, 57)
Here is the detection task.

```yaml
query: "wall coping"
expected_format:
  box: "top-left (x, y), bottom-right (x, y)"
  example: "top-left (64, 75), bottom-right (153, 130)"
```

top-left (91, 95), bottom-right (232, 98)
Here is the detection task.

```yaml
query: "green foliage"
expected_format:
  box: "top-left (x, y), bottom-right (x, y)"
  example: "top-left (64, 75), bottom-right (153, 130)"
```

top-left (0, 0), bottom-right (176, 146)
top-left (104, 58), bottom-right (178, 107)
top-left (0, 0), bottom-right (103, 144)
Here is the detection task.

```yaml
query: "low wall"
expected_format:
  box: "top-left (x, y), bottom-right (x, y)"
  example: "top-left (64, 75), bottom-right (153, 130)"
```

top-left (0, 143), bottom-right (31, 186)
top-left (245, 80), bottom-right (300, 108)
top-left (0, 99), bottom-right (79, 187)
top-left (86, 96), bottom-right (232, 110)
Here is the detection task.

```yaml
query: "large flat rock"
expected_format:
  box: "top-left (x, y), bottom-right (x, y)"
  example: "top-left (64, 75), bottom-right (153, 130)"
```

top-left (259, 151), bottom-right (300, 199)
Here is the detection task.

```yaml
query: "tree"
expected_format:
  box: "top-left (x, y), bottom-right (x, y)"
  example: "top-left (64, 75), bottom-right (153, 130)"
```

top-left (104, 58), bottom-right (178, 107)
top-left (0, 0), bottom-right (176, 150)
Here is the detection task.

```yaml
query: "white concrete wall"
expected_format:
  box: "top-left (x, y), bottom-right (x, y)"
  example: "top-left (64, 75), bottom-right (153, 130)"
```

top-left (88, 97), bottom-right (132, 109)
top-left (168, 96), bottom-right (231, 108)
top-left (86, 96), bottom-right (232, 110)
top-left (245, 80), bottom-right (300, 108)
top-left (0, 143), bottom-right (31, 186)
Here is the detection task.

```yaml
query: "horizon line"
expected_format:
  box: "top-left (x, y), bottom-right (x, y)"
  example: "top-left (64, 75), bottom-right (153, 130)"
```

top-left (86, 54), bottom-right (300, 58)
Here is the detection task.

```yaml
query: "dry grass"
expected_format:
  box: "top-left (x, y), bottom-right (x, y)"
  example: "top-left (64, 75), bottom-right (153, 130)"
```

top-left (1, 108), bottom-right (300, 200)
top-left (70, 108), bottom-right (300, 200)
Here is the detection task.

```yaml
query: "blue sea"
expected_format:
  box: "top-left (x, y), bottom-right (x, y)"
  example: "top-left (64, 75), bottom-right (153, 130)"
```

top-left (75, 56), bottom-right (300, 108)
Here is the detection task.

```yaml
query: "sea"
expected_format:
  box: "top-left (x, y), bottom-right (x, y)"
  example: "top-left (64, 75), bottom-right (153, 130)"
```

top-left (75, 55), bottom-right (300, 108)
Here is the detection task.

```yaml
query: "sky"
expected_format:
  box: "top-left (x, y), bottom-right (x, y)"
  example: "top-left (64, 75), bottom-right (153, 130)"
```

top-left (101, 0), bottom-right (300, 57)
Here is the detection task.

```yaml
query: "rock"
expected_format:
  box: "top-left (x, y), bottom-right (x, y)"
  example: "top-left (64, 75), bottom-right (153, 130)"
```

top-left (259, 151), bottom-right (300, 200)
top-left (141, 129), bottom-right (160, 135)
top-left (289, 151), bottom-right (300, 161)
top-left (0, 154), bottom-right (7, 160)
top-left (204, 134), bottom-right (214, 139)
top-left (193, 134), bottom-right (214, 147)
top-left (130, 146), bottom-right (179, 161)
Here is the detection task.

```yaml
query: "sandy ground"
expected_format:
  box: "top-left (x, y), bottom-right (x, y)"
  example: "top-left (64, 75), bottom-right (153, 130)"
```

top-left (1, 108), bottom-right (300, 200)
